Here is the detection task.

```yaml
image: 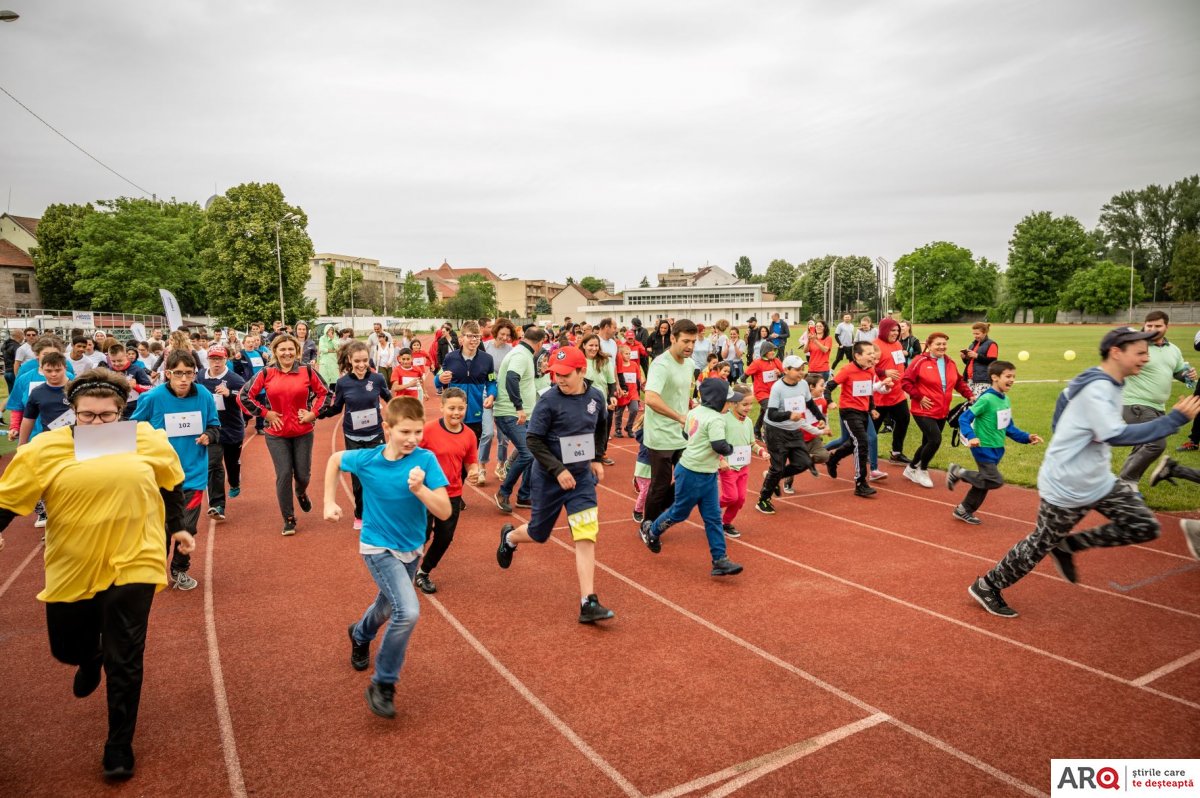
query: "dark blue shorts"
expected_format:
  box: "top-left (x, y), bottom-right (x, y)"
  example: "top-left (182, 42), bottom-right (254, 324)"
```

top-left (527, 466), bottom-right (599, 543)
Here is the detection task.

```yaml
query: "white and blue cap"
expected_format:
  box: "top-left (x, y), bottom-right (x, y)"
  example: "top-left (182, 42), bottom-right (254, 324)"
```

top-left (781, 355), bottom-right (806, 370)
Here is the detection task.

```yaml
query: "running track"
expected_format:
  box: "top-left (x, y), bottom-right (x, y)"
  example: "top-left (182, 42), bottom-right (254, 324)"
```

top-left (2, 389), bottom-right (1199, 796)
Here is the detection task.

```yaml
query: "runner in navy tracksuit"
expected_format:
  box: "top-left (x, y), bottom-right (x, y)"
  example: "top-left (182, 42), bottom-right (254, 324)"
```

top-left (197, 346), bottom-right (246, 521)
top-left (435, 321), bottom-right (496, 441)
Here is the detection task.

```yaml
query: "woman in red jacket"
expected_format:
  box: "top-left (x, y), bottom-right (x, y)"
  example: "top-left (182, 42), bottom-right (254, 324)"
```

top-left (238, 334), bottom-right (332, 535)
top-left (899, 332), bottom-right (973, 488)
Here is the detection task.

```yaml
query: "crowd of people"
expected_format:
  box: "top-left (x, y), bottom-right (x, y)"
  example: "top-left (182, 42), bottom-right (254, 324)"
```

top-left (1, 308), bottom-right (1199, 780)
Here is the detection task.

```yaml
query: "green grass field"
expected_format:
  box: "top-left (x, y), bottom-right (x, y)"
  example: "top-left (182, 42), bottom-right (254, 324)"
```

top-left (812, 324), bottom-right (1200, 512)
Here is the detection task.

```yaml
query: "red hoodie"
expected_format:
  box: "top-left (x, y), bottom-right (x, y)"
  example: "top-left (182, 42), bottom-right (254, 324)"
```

top-left (239, 364), bottom-right (331, 438)
top-left (900, 353), bottom-right (972, 419)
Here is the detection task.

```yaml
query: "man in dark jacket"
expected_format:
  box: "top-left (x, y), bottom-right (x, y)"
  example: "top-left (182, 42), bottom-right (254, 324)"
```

top-left (744, 317), bottom-right (759, 366)
top-left (631, 317), bottom-right (650, 349)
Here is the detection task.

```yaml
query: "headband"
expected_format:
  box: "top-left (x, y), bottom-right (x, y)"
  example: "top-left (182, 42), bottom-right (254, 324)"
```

top-left (66, 379), bottom-right (125, 404)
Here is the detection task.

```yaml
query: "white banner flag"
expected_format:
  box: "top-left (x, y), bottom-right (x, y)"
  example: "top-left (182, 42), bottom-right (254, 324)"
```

top-left (159, 288), bottom-right (183, 331)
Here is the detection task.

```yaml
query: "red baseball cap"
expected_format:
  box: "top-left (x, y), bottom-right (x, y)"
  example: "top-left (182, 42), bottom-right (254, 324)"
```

top-left (625, 329), bottom-right (636, 339)
top-left (207, 345), bottom-right (228, 359)
top-left (547, 346), bottom-right (586, 375)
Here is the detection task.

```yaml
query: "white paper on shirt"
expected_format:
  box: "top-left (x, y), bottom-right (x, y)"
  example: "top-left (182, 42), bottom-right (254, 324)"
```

top-left (629, 352), bottom-right (639, 361)
top-left (623, 371), bottom-right (638, 385)
top-left (47, 409), bottom-right (76, 430)
top-left (891, 349), bottom-right (906, 365)
top-left (248, 353), bottom-right (264, 368)
top-left (783, 396), bottom-right (804, 413)
top-left (560, 434), bottom-right (596, 464)
top-left (729, 445), bottom-right (751, 467)
top-left (74, 420), bottom-right (137, 461)
top-left (164, 411), bottom-right (203, 438)
top-left (213, 393), bottom-right (226, 411)
top-left (27, 380), bottom-right (44, 398)
top-left (350, 407), bottom-right (380, 430)
top-left (413, 357), bottom-right (426, 368)
top-left (762, 369), bottom-right (779, 383)
top-left (996, 408), bottom-right (1012, 430)
top-left (851, 380), bottom-right (873, 397)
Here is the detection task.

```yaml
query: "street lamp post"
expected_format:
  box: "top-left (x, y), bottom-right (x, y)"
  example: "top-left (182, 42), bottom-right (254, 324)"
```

top-left (347, 257), bottom-right (367, 333)
top-left (274, 212), bottom-right (297, 324)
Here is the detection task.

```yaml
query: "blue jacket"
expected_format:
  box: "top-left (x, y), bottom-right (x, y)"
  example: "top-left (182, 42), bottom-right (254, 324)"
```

top-left (438, 349), bottom-right (496, 425)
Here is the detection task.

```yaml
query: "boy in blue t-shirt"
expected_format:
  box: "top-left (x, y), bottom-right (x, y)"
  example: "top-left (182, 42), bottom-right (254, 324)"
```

top-left (322, 396), bottom-right (451, 720)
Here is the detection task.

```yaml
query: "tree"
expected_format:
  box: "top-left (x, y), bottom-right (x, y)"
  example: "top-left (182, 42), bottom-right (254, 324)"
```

top-left (444, 274), bottom-right (497, 321)
top-left (892, 242), bottom-right (998, 323)
top-left (734, 255), bottom-right (753, 281)
top-left (764, 259), bottom-right (796, 297)
top-left (534, 297), bottom-right (552, 315)
top-left (638, 275), bottom-right (650, 288)
top-left (73, 197), bottom-right (206, 315)
top-left (399, 272), bottom-right (430, 317)
top-left (1059, 261), bottom-right (1145, 315)
top-left (327, 267), bottom-right (366, 314)
top-left (1006, 211), bottom-right (1093, 308)
top-left (787, 255), bottom-right (876, 318)
top-left (29, 202), bottom-right (96, 309)
top-left (1167, 231), bottom-right (1200, 301)
top-left (565, 276), bottom-right (575, 285)
top-left (198, 182), bottom-right (316, 328)
top-left (580, 276), bottom-right (606, 294)
top-left (1097, 176), bottom-right (1200, 293)
top-left (426, 278), bottom-right (438, 305)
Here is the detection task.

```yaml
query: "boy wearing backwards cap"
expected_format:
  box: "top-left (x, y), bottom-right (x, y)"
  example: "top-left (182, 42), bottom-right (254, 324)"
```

top-left (969, 327), bottom-right (1200, 618)
top-left (496, 346), bottom-right (615, 624)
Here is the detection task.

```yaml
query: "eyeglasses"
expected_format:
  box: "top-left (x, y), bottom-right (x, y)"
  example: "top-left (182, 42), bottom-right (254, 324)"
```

top-left (462, 334), bottom-right (481, 340)
top-left (167, 370), bottom-right (197, 379)
top-left (76, 410), bottom-right (120, 423)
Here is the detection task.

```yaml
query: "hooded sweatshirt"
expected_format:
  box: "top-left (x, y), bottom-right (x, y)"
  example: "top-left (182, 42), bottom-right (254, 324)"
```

top-left (679, 378), bottom-right (734, 473)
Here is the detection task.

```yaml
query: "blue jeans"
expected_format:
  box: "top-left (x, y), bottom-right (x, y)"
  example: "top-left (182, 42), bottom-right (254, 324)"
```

top-left (478, 407), bottom-right (508, 466)
top-left (496, 414), bottom-right (531, 503)
top-left (825, 413), bottom-right (877, 468)
top-left (354, 553), bottom-right (420, 686)
top-left (650, 465), bottom-right (725, 561)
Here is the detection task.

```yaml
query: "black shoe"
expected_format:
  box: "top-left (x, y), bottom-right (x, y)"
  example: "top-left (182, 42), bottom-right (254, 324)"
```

top-left (826, 458), bottom-right (839, 480)
top-left (952, 505), bottom-right (982, 525)
top-left (639, 520), bottom-right (661, 553)
top-left (601, 457), bottom-right (615, 466)
top-left (1150, 455), bottom-right (1178, 487)
top-left (73, 657), bottom-right (103, 698)
top-left (946, 462), bottom-right (963, 491)
top-left (755, 497), bottom-right (775, 515)
top-left (415, 571), bottom-right (437, 594)
top-left (497, 524), bottom-right (516, 568)
top-left (809, 464), bottom-right (819, 478)
top-left (723, 524), bottom-right (742, 539)
top-left (365, 681), bottom-right (396, 719)
top-left (853, 482), bottom-right (876, 498)
top-left (459, 498), bottom-right (467, 510)
top-left (514, 497), bottom-right (532, 509)
top-left (614, 431), bottom-right (624, 438)
top-left (710, 557), bottom-right (743, 576)
top-left (579, 594), bottom-right (615, 623)
top-left (282, 516), bottom-right (297, 536)
top-left (632, 510), bottom-right (644, 523)
top-left (256, 427), bottom-right (266, 435)
top-left (968, 577), bottom-right (1017, 618)
top-left (102, 743), bottom-right (135, 781)
top-left (1049, 543), bottom-right (1077, 584)
top-left (495, 491), bottom-right (513, 514)
top-left (297, 493), bottom-right (312, 513)
top-left (889, 451), bottom-right (911, 465)
top-left (348, 624), bottom-right (370, 671)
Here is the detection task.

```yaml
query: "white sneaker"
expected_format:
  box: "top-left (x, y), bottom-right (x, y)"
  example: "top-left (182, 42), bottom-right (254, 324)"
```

top-left (171, 570), bottom-right (198, 591)
top-left (1182, 519), bottom-right (1200, 560)
top-left (917, 469), bottom-right (934, 489)
top-left (34, 513), bottom-right (48, 528)
top-left (903, 465), bottom-right (920, 484)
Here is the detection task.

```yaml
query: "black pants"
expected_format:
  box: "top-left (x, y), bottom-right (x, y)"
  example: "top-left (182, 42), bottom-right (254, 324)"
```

top-left (423, 495), bottom-right (463, 573)
top-left (207, 441), bottom-right (243, 508)
top-left (958, 460), bottom-right (1005, 513)
top-left (265, 433), bottom-right (314, 519)
top-left (345, 433), bottom-right (385, 520)
top-left (46, 583), bottom-right (156, 748)
top-left (761, 426), bottom-right (813, 500)
top-left (874, 402), bottom-right (911, 455)
top-left (912, 416), bottom-right (946, 470)
top-left (829, 409), bottom-right (871, 485)
top-left (831, 345), bottom-right (853, 370)
top-left (169, 489), bottom-right (204, 573)
top-left (645, 447), bottom-right (683, 522)
top-left (1188, 381), bottom-right (1200, 444)
top-left (754, 398), bottom-right (769, 440)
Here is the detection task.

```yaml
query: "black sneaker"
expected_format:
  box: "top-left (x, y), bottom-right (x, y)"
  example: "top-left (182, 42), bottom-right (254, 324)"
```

top-left (102, 743), bottom-right (135, 781)
top-left (755, 497), bottom-right (775, 515)
top-left (826, 458), bottom-right (839, 480)
top-left (73, 657), bottom-right (103, 698)
top-left (601, 457), bottom-right (615, 466)
top-left (889, 451), bottom-right (912, 465)
top-left (494, 492), bottom-right (513, 514)
top-left (207, 505), bottom-right (226, 522)
top-left (514, 497), bottom-right (532, 509)
top-left (946, 463), bottom-right (963, 491)
top-left (578, 594), bottom-right (615, 623)
top-left (297, 493), bottom-right (312, 513)
top-left (968, 577), bottom-right (1017, 618)
top-left (365, 681), bottom-right (396, 719)
top-left (639, 520), bottom-right (661, 553)
top-left (1150, 455), bottom-right (1178, 487)
top-left (809, 464), bottom-right (819, 478)
top-left (1049, 543), bottom-right (1077, 583)
top-left (497, 524), bottom-right (516, 568)
top-left (952, 505), bottom-right (982, 525)
top-left (710, 557), bottom-right (743, 576)
top-left (414, 571), bottom-right (437, 594)
top-left (282, 516), bottom-right (297, 536)
top-left (853, 482), bottom-right (876, 498)
top-left (348, 624), bottom-right (370, 671)
top-left (723, 524), bottom-right (742, 539)
top-left (459, 498), bottom-right (467, 510)
top-left (632, 510), bottom-right (644, 523)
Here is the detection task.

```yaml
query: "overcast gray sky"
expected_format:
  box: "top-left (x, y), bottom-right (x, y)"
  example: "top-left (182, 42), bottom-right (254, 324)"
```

top-left (3, 0), bottom-right (1198, 289)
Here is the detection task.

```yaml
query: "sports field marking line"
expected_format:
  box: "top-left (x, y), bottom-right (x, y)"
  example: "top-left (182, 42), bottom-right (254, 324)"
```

top-left (1109, 562), bottom-right (1200, 592)
top-left (649, 713), bottom-right (888, 798)
top-left (203, 516), bottom-right (249, 798)
top-left (1131, 646), bottom-right (1200, 687)
top-left (773, 492), bottom-right (1200, 621)
top-left (593, 481), bottom-right (1200, 715)
top-left (0, 538), bottom-right (42, 600)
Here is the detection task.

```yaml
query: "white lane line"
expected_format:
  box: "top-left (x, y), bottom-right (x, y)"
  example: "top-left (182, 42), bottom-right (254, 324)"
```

top-left (203, 516), bottom-right (249, 798)
top-left (650, 714), bottom-right (888, 798)
top-left (704, 714), bottom-right (890, 798)
top-left (425, 594), bottom-right (644, 798)
top-left (1131, 647), bottom-right (1200, 687)
top-left (0, 539), bottom-right (42, 600)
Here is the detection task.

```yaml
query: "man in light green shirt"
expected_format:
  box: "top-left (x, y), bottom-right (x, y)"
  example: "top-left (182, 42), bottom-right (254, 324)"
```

top-left (1119, 312), bottom-right (1197, 484)
top-left (642, 319), bottom-right (697, 522)
top-left (494, 327), bottom-right (547, 511)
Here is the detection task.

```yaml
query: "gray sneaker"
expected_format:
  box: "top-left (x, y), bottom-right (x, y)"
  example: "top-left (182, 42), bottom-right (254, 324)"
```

top-left (171, 570), bottom-right (198, 591)
top-left (1180, 519), bottom-right (1200, 560)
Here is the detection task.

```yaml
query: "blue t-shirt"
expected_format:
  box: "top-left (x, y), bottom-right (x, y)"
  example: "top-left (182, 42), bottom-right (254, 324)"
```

top-left (340, 446), bottom-right (449, 552)
top-left (131, 383), bottom-right (220, 490)
top-left (24, 382), bottom-right (72, 439)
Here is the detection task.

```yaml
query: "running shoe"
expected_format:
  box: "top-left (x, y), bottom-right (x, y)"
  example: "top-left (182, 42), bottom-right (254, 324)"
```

top-left (171, 570), bottom-right (198, 591)
top-left (514, 498), bottom-right (532, 509)
top-left (946, 462), bottom-right (964, 491)
top-left (228, 486), bottom-right (241, 499)
top-left (282, 516), bottom-right (297, 536)
top-left (578, 594), bottom-right (615, 623)
top-left (297, 493), bottom-right (312, 513)
top-left (207, 506), bottom-right (226, 522)
top-left (1150, 455), bottom-right (1178, 487)
top-left (348, 624), bottom-right (369, 671)
top-left (497, 524), bottom-right (516, 568)
top-left (102, 744), bottom-right (135, 781)
top-left (495, 461), bottom-right (508, 480)
top-left (415, 571), bottom-right (437, 594)
top-left (1181, 519), bottom-right (1200, 560)
top-left (952, 505), bottom-right (981, 525)
top-left (853, 483), bottom-right (877, 498)
top-left (365, 682), bottom-right (396, 719)
top-left (826, 458), bottom-right (839, 480)
top-left (1176, 440), bottom-right (1199, 452)
top-left (755, 497), bottom-right (776, 515)
top-left (903, 465), bottom-right (920, 485)
top-left (34, 512), bottom-right (47, 528)
top-left (1048, 543), bottom-right (1077, 584)
top-left (614, 430), bottom-right (624, 438)
top-left (723, 524), bottom-right (742, 539)
top-left (710, 557), bottom-right (743, 576)
top-left (494, 491), bottom-right (513, 514)
top-left (915, 469), bottom-right (934, 489)
top-left (353, 518), bottom-right (363, 531)
top-left (968, 577), bottom-right (1017, 618)
top-left (639, 520), bottom-right (661, 554)
top-left (782, 482), bottom-right (795, 495)
top-left (601, 457), bottom-right (615, 466)
top-left (889, 451), bottom-right (912, 464)
top-left (632, 510), bottom-right (644, 523)
top-left (869, 469), bottom-right (887, 481)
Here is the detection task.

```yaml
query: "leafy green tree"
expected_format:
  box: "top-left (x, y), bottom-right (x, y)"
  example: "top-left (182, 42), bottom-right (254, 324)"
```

top-left (565, 276), bottom-right (575, 285)
top-left (1097, 176), bottom-right (1200, 292)
top-left (444, 274), bottom-right (497, 321)
top-left (1167, 231), bottom-right (1200, 301)
top-left (1059, 261), bottom-right (1145, 315)
top-left (893, 242), bottom-right (998, 323)
top-left (426, 278), bottom-right (438, 305)
top-left (764, 259), bottom-right (796, 297)
top-left (579, 276), bottom-right (606, 294)
top-left (29, 202), bottom-right (96, 309)
top-left (638, 275), bottom-right (650, 288)
top-left (734, 256), bottom-right (753, 281)
top-left (198, 182), bottom-right (315, 328)
top-left (534, 297), bottom-right (552, 315)
top-left (399, 272), bottom-right (430, 317)
top-left (74, 198), bottom-right (206, 315)
top-left (1006, 211), bottom-right (1093, 307)
top-left (787, 255), bottom-right (876, 317)
top-left (326, 267), bottom-right (365, 314)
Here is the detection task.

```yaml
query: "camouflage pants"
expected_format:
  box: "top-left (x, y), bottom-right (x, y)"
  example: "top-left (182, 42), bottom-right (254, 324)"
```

top-left (985, 480), bottom-right (1159, 590)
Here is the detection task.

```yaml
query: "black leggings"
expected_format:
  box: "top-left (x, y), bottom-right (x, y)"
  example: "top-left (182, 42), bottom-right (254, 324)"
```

top-left (829, 409), bottom-right (871, 485)
top-left (345, 433), bottom-right (385, 520)
top-left (912, 416), bottom-right (946, 470)
top-left (874, 402), bottom-right (910, 455)
top-left (423, 495), bottom-right (464, 573)
top-left (754, 399), bottom-right (769, 440)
